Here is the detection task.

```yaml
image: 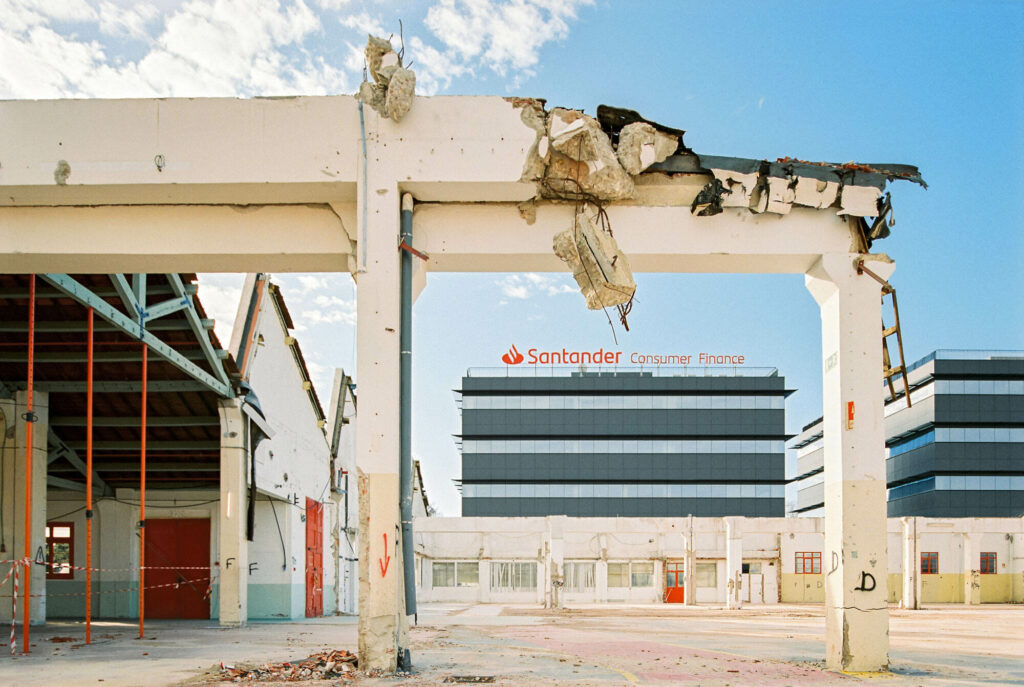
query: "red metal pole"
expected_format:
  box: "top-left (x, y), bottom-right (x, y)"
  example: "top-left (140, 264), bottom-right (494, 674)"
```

top-left (139, 344), bottom-right (147, 639)
top-left (22, 275), bottom-right (35, 654)
top-left (85, 308), bottom-right (94, 645)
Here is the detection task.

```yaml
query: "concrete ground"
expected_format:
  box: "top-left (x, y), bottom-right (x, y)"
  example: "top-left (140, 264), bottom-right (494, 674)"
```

top-left (0, 604), bottom-right (1021, 686)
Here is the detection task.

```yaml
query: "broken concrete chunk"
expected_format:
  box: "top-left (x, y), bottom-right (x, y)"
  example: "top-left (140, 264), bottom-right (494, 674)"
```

top-left (357, 80), bottom-right (387, 116)
top-left (385, 67), bottom-right (415, 122)
top-left (544, 108), bottom-right (634, 201)
top-left (793, 177), bottom-right (840, 209)
top-left (710, 169), bottom-right (760, 209)
top-left (616, 122), bottom-right (678, 175)
top-left (765, 177), bottom-right (797, 214)
top-left (837, 184), bottom-right (883, 217)
top-left (507, 97), bottom-right (549, 183)
top-left (553, 206), bottom-right (635, 310)
top-left (365, 35), bottom-right (395, 84)
top-left (357, 35), bottom-right (416, 123)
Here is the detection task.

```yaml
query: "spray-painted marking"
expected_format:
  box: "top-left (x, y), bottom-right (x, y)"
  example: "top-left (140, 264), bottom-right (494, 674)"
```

top-left (378, 533), bottom-right (391, 577)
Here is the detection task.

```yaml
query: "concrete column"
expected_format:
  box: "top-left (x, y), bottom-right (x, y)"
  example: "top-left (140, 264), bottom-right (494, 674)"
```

top-left (479, 560), bottom-right (490, 603)
top-left (900, 517), bottom-right (919, 609)
top-left (684, 516), bottom-right (696, 606)
top-left (596, 560), bottom-right (608, 603)
top-left (806, 253), bottom-right (891, 672)
top-left (725, 517), bottom-right (743, 610)
top-left (355, 126), bottom-right (409, 668)
top-left (1014, 517), bottom-right (1024, 603)
top-left (217, 398), bottom-right (247, 627)
top-left (0, 392), bottom-right (47, 624)
top-left (962, 532), bottom-right (979, 605)
top-left (548, 516), bottom-right (565, 608)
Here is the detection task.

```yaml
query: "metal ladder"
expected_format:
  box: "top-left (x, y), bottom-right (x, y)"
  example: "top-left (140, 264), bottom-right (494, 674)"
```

top-left (856, 259), bottom-right (912, 408)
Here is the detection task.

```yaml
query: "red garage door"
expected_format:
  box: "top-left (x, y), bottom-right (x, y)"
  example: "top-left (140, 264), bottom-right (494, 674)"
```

top-left (144, 518), bottom-right (211, 619)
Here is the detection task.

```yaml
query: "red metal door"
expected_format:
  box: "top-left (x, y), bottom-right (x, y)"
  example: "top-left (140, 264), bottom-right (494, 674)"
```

top-left (305, 498), bottom-right (323, 617)
top-left (664, 561), bottom-right (685, 603)
top-left (144, 518), bottom-right (211, 619)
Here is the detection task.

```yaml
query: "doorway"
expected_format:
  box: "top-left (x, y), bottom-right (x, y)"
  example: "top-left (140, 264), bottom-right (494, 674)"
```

top-left (664, 561), bottom-right (685, 603)
top-left (143, 518), bottom-right (211, 619)
top-left (305, 498), bottom-right (324, 617)
top-left (743, 562), bottom-right (764, 604)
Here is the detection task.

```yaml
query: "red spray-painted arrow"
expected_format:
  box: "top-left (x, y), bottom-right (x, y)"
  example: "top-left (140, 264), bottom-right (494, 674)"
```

top-left (378, 533), bottom-right (391, 577)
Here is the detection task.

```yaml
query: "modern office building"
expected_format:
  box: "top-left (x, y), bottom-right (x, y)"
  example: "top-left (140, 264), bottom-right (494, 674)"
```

top-left (790, 350), bottom-right (1024, 517)
top-left (458, 366), bottom-right (789, 517)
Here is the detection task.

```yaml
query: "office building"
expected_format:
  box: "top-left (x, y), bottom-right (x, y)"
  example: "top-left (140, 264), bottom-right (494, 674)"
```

top-left (458, 366), bottom-right (789, 517)
top-left (790, 350), bottom-right (1024, 517)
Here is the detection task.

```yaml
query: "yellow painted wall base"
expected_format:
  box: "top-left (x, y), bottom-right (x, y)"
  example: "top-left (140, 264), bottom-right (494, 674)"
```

top-left (780, 574), bottom-right (824, 602)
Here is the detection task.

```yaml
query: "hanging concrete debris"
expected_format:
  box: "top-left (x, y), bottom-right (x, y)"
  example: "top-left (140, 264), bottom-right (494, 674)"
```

top-left (357, 34), bottom-right (416, 123)
top-left (616, 122), bottom-right (679, 175)
top-left (553, 205), bottom-right (635, 310)
top-left (676, 155), bottom-right (925, 220)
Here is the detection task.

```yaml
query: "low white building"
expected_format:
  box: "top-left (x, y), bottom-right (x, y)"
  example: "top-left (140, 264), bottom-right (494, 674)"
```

top-left (415, 515), bottom-right (1024, 606)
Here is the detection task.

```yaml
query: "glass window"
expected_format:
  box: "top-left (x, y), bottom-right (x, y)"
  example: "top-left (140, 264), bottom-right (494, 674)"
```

top-left (630, 562), bottom-right (654, 587)
top-left (490, 561), bottom-right (537, 591)
top-left (564, 561), bottom-right (596, 592)
top-left (795, 552), bottom-right (821, 574)
top-left (695, 562), bottom-right (717, 587)
top-left (607, 562), bottom-right (629, 587)
top-left (980, 552), bottom-right (997, 575)
top-left (46, 521), bottom-right (74, 580)
top-left (921, 552), bottom-right (938, 574)
top-left (433, 561), bottom-right (455, 587)
top-left (456, 562), bottom-right (479, 587)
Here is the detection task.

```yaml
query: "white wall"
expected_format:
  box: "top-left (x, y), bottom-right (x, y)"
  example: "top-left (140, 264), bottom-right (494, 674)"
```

top-left (414, 515), bottom-right (1024, 605)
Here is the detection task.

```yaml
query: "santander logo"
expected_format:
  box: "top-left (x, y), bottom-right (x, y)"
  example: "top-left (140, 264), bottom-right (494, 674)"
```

top-left (501, 345), bottom-right (525, 365)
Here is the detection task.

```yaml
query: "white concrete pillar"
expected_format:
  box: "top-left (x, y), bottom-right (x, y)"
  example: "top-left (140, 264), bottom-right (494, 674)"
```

top-left (354, 122), bottom-right (410, 670)
top-left (0, 392), bottom-right (47, 625)
top-left (900, 517), bottom-right (919, 609)
top-left (596, 560), bottom-right (608, 603)
top-left (1014, 517), bottom-right (1024, 603)
top-left (725, 517), bottom-right (743, 610)
top-left (962, 532), bottom-right (979, 605)
top-left (548, 516), bottom-right (565, 608)
top-left (217, 398), bottom-right (247, 627)
top-left (806, 253), bottom-right (891, 672)
top-left (684, 516), bottom-right (696, 606)
top-left (479, 559), bottom-right (490, 603)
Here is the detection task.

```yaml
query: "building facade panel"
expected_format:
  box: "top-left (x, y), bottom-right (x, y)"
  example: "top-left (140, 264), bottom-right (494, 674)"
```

top-left (791, 350), bottom-right (1024, 517)
top-left (460, 369), bottom-right (789, 518)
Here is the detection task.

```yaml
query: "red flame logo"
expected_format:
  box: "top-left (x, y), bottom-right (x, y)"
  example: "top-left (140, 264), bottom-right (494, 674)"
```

top-left (501, 345), bottom-right (525, 365)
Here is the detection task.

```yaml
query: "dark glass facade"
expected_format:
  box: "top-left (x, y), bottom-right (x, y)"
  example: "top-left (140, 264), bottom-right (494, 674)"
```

top-left (789, 350), bottom-right (1024, 517)
top-left (459, 368), bottom-right (790, 517)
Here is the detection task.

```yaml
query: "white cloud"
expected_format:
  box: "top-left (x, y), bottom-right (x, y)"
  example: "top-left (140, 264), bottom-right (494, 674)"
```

top-left (497, 273), bottom-right (577, 301)
top-left (0, 0), bottom-right (591, 99)
top-left (195, 273), bottom-right (245, 344)
top-left (424, 0), bottom-right (591, 78)
top-left (98, 1), bottom-right (158, 39)
top-left (339, 10), bottom-right (385, 37)
top-left (0, 0), bottom-right (348, 98)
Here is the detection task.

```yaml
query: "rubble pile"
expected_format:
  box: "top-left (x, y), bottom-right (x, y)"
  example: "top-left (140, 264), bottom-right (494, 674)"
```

top-left (217, 649), bottom-right (357, 682)
top-left (357, 35), bottom-right (415, 123)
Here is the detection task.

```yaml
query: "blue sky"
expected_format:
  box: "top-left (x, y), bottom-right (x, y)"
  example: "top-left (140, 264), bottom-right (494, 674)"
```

top-left (4, 1), bottom-right (1022, 514)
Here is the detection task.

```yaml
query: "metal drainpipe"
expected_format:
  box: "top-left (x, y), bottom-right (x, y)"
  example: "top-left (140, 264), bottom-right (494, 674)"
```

top-left (399, 192), bottom-right (417, 654)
